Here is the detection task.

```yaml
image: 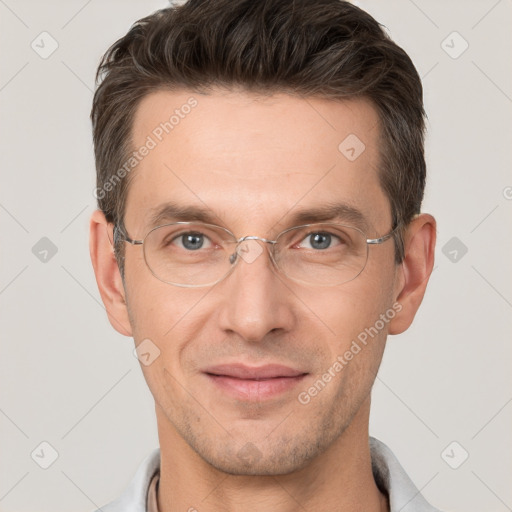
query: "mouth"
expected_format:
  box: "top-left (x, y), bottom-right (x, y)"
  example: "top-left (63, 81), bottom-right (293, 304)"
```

top-left (203, 363), bottom-right (309, 400)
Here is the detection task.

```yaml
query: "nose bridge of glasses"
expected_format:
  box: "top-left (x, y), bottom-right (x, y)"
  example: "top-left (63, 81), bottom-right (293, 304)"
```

top-left (228, 235), bottom-right (278, 266)
top-left (236, 235), bottom-right (277, 244)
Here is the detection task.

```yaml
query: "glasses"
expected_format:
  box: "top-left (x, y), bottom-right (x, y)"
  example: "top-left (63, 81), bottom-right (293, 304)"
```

top-left (113, 221), bottom-right (399, 288)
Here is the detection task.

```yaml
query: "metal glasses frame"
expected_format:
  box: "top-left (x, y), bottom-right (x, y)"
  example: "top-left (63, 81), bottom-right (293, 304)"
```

top-left (113, 221), bottom-right (400, 287)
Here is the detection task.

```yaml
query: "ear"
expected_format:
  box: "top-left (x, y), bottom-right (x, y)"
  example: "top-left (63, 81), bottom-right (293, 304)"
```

top-left (89, 209), bottom-right (133, 337)
top-left (388, 213), bottom-right (436, 335)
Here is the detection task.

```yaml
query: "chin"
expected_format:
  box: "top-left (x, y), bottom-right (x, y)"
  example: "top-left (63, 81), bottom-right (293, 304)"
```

top-left (191, 434), bottom-right (328, 476)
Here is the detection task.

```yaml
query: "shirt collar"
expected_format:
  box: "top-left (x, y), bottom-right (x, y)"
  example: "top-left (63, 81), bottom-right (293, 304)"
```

top-left (98, 437), bottom-right (442, 512)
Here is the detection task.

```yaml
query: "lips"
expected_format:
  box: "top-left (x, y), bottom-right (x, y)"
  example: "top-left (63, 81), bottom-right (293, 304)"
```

top-left (203, 363), bottom-right (306, 380)
top-left (203, 363), bottom-right (308, 400)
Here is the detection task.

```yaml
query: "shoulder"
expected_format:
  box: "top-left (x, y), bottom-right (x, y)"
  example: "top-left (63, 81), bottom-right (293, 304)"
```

top-left (370, 436), bottom-right (444, 512)
top-left (94, 448), bottom-right (161, 512)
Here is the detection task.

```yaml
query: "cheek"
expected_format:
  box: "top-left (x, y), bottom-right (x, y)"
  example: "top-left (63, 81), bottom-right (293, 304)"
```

top-left (314, 287), bottom-right (392, 402)
top-left (301, 263), bottom-right (396, 387)
top-left (311, 280), bottom-right (394, 342)
top-left (124, 247), bottom-right (196, 337)
top-left (124, 267), bottom-right (215, 377)
top-left (125, 283), bottom-right (205, 409)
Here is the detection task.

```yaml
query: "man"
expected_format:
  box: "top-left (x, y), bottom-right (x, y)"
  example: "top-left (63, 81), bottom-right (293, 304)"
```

top-left (89, 0), bottom-right (440, 510)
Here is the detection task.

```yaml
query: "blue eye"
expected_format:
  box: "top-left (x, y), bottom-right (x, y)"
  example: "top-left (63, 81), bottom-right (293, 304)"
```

top-left (310, 233), bottom-right (331, 250)
top-left (299, 232), bottom-right (342, 250)
top-left (173, 232), bottom-right (213, 251)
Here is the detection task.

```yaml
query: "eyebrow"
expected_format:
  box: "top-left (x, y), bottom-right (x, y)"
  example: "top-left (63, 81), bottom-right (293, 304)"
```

top-left (287, 202), bottom-right (369, 231)
top-left (147, 202), bottom-right (225, 229)
top-left (146, 200), bottom-right (369, 233)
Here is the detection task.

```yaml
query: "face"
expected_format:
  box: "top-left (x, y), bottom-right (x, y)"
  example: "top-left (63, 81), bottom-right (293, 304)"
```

top-left (120, 89), bottom-right (402, 475)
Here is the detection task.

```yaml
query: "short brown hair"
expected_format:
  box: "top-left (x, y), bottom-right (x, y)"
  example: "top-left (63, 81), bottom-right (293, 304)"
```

top-left (91, 0), bottom-right (426, 275)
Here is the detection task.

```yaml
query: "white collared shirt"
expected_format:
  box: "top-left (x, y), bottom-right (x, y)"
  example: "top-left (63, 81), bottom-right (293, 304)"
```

top-left (96, 437), bottom-right (443, 512)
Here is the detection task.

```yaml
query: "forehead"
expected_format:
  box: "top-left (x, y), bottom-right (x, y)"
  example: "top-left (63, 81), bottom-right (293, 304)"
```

top-left (125, 88), bottom-right (390, 235)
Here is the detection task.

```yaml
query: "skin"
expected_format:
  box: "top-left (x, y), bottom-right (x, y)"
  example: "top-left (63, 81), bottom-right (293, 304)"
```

top-left (90, 89), bottom-right (436, 512)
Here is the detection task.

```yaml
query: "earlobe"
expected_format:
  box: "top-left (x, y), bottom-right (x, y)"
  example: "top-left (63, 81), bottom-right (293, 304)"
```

top-left (89, 209), bottom-right (133, 337)
top-left (388, 213), bottom-right (436, 335)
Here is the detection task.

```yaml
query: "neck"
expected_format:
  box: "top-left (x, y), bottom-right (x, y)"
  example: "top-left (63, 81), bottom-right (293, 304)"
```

top-left (155, 396), bottom-right (389, 512)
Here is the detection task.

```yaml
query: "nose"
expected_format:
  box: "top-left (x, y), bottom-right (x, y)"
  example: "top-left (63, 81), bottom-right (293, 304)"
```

top-left (216, 238), bottom-right (295, 343)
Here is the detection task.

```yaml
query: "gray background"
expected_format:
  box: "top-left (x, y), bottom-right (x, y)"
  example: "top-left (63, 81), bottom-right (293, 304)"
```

top-left (1, 0), bottom-right (511, 510)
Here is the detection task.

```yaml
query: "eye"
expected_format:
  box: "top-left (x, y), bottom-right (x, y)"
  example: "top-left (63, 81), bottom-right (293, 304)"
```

top-left (297, 231), bottom-right (342, 250)
top-left (170, 231), bottom-right (213, 251)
